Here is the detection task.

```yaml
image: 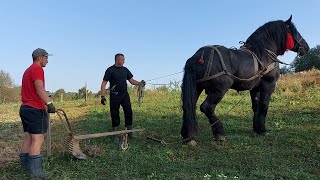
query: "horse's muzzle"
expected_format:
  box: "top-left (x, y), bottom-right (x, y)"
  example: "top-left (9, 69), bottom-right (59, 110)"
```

top-left (298, 46), bottom-right (307, 56)
top-left (297, 39), bottom-right (310, 56)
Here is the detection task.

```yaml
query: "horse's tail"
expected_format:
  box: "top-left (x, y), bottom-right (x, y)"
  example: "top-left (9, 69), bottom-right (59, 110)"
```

top-left (181, 57), bottom-right (198, 140)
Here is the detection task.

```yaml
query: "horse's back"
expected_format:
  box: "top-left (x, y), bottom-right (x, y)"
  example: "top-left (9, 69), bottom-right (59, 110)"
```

top-left (192, 45), bottom-right (263, 91)
top-left (195, 45), bottom-right (258, 77)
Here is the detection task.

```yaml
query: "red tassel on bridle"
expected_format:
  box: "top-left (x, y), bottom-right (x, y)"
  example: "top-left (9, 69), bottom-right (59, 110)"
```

top-left (286, 33), bottom-right (294, 50)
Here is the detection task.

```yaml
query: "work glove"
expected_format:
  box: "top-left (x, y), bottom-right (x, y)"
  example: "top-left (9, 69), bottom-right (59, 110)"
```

top-left (140, 80), bottom-right (146, 87)
top-left (101, 96), bottom-right (106, 105)
top-left (46, 102), bottom-right (56, 113)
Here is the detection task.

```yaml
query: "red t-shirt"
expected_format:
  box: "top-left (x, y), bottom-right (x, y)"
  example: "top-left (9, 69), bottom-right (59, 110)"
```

top-left (21, 63), bottom-right (46, 109)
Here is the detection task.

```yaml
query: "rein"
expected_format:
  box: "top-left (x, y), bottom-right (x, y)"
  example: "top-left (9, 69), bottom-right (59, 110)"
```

top-left (265, 49), bottom-right (290, 65)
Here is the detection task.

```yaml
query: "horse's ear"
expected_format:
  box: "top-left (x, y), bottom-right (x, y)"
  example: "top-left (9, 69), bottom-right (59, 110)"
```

top-left (286, 15), bottom-right (292, 25)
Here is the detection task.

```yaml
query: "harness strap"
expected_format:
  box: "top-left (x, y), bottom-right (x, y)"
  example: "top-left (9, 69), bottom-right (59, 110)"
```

top-left (239, 47), bottom-right (263, 72)
top-left (266, 49), bottom-right (290, 65)
top-left (196, 46), bottom-right (279, 83)
top-left (204, 49), bottom-right (215, 77)
top-left (261, 62), bottom-right (279, 76)
top-left (197, 46), bottom-right (228, 83)
top-left (213, 46), bottom-right (228, 72)
top-left (197, 71), bottom-right (226, 83)
top-left (226, 71), bottom-right (261, 82)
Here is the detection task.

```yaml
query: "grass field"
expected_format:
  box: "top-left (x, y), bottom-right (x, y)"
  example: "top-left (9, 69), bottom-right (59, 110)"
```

top-left (0, 70), bottom-right (320, 179)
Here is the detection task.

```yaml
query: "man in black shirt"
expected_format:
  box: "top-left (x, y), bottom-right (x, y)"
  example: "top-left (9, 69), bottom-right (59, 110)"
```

top-left (100, 53), bottom-right (145, 144)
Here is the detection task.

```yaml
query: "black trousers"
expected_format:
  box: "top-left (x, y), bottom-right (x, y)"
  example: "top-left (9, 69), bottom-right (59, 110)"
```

top-left (109, 91), bottom-right (133, 127)
top-left (19, 105), bottom-right (48, 134)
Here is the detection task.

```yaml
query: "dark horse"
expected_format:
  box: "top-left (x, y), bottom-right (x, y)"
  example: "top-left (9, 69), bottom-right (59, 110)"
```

top-left (181, 16), bottom-right (309, 144)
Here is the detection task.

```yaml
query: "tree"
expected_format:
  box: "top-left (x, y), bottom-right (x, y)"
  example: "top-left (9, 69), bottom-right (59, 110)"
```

top-left (53, 88), bottom-right (66, 101)
top-left (0, 70), bottom-right (19, 103)
top-left (76, 86), bottom-right (93, 99)
top-left (292, 45), bottom-right (320, 72)
top-left (77, 87), bottom-right (86, 99)
top-left (279, 65), bottom-right (293, 75)
top-left (0, 70), bottom-right (14, 87)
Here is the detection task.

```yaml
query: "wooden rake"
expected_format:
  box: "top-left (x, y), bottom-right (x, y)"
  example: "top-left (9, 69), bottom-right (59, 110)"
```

top-left (56, 109), bottom-right (144, 160)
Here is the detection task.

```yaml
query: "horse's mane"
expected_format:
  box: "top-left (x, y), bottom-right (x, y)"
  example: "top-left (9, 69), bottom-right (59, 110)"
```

top-left (245, 20), bottom-right (290, 57)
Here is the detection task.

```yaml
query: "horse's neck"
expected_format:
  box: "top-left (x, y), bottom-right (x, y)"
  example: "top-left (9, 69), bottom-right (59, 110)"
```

top-left (266, 42), bottom-right (280, 56)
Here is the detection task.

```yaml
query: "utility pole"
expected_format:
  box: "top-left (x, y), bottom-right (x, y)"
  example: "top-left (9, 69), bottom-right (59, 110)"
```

top-left (85, 82), bottom-right (88, 104)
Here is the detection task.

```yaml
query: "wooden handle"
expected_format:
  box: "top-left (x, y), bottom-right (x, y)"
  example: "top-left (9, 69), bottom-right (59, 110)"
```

top-left (74, 129), bottom-right (145, 140)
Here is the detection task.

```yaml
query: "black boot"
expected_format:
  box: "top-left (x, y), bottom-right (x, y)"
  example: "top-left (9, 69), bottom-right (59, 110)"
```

top-left (19, 153), bottom-right (29, 172)
top-left (126, 125), bottom-right (133, 138)
top-left (112, 127), bottom-right (120, 144)
top-left (28, 154), bottom-right (46, 178)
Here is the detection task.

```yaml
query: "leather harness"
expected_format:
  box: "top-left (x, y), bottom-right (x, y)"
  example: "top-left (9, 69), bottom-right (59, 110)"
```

top-left (196, 45), bottom-right (284, 83)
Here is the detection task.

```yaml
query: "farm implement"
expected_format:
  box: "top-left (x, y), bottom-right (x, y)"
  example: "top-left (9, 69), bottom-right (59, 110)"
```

top-left (55, 109), bottom-right (145, 160)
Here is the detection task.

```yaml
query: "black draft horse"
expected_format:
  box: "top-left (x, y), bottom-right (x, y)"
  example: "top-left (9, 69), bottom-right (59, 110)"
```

top-left (181, 16), bottom-right (309, 144)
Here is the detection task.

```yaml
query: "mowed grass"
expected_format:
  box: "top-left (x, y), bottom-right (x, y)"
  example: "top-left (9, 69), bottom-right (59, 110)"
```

top-left (1, 71), bottom-right (320, 179)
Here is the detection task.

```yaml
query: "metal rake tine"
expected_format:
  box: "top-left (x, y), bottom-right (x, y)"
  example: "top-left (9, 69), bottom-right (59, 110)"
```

top-left (64, 135), bottom-right (87, 160)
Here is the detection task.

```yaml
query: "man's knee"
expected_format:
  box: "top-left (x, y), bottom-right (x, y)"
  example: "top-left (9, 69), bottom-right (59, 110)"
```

top-left (31, 134), bottom-right (45, 144)
top-left (124, 108), bottom-right (133, 116)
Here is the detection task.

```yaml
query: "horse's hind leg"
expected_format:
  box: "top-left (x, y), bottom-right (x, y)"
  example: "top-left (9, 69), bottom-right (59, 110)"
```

top-left (200, 91), bottom-right (227, 141)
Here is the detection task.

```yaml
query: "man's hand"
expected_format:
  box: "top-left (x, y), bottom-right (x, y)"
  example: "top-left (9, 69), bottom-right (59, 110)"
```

top-left (46, 102), bottom-right (56, 113)
top-left (101, 96), bottom-right (106, 105)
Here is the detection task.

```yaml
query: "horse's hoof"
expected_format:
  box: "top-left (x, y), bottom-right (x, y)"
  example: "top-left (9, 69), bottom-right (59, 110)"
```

top-left (215, 135), bottom-right (226, 142)
top-left (187, 140), bottom-right (197, 146)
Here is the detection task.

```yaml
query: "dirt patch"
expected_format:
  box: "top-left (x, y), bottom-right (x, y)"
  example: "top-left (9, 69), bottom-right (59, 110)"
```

top-left (83, 145), bottom-right (106, 158)
top-left (0, 130), bottom-right (22, 167)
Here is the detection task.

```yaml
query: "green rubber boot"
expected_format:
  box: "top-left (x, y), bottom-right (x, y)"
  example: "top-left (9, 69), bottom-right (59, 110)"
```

top-left (28, 154), bottom-right (46, 179)
top-left (19, 153), bottom-right (29, 172)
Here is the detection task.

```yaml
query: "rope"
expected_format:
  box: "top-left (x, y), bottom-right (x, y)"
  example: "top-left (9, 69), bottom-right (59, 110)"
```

top-left (148, 80), bottom-right (183, 86)
top-left (137, 82), bottom-right (145, 107)
top-left (146, 71), bottom-right (184, 82)
top-left (136, 71), bottom-right (183, 106)
top-left (210, 93), bottom-right (247, 127)
top-left (210, 78), bottom-right (260, 127)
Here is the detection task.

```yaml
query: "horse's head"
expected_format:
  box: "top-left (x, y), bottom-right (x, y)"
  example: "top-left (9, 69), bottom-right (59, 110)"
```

top-left (285, 15), bottom-right (310, 56)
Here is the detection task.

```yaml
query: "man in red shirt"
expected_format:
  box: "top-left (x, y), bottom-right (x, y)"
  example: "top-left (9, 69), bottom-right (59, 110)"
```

top-left (19, 48), bottom-right (56, 178)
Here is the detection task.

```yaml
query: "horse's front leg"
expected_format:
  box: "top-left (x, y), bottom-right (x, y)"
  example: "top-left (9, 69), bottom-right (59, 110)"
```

top-left (250, 88), bottom-right (260, 132)
top-left (254, 81), bottom-right (276, 135)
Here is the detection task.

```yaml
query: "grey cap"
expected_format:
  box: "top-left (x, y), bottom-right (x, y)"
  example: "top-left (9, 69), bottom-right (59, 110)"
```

top-left (32, 48), bottom-right (52, 59)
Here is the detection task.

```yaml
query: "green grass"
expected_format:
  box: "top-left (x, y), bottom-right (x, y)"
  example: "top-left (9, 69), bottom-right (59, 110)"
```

top-left (1, 72), bottom-right (320, 179)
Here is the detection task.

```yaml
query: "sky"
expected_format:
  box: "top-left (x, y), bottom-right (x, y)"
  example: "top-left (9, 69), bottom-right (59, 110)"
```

top-left (0, 0), bottom-right (319, 93)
